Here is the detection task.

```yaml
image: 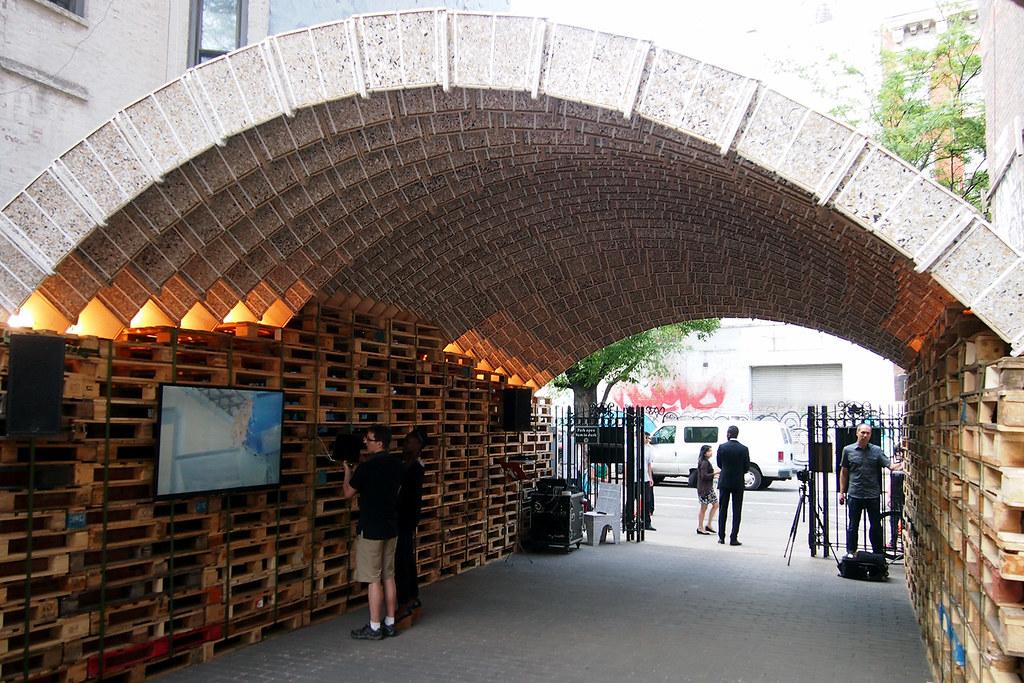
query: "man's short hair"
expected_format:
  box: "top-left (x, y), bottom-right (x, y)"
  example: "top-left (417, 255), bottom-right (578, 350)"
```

top-left (727, 425), bottom-right (739, 439)
top-left (368, 424), bottom-right (392, 450)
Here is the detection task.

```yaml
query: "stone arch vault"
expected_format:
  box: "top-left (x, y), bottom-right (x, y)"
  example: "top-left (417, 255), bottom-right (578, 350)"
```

top-left (1, 8), bottom-right (1021, 386)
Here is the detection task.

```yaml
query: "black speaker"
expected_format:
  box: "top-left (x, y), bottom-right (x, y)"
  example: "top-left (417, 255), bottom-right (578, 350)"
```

top-left (6, 334), bottom-right (65, 437)
top-left (810, 442), bottom-right (833, 473)
top-left (528, 491), bottom-right (584, 549)
top-left (502, 388), bottom-right (532, 431)
top-left (589, 444), bottom-right (625, 464)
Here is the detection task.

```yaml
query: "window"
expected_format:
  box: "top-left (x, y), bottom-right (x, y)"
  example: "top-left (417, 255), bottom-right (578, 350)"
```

top-left (45, 0), bottom-right (84, 16)
top-left (189, 0), bottom-right (248, 67)
top-left (684, 426), bottom-right (719, 444)
top-left (650, 426), bottom-right (675, 445)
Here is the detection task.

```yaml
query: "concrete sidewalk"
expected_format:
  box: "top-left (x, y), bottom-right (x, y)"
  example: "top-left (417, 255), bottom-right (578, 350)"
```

top-left (154, 534), bottom-right (932, 682)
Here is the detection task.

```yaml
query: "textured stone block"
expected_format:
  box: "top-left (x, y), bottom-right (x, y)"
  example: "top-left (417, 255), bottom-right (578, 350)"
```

top-left (975, 266), bottom-right (1024, 350)
top-left (150, 80), bottom-right (217, 160)
top-left (191, 58), bottom-right (249, 139)
top-left (737, 90), bottom-right (809, 173)
top-left (229, 45), bottom-right (287, 126)
top-left (932, 224), bottom-right (1020, 304)
top-left (120, 97), bottom-right (182, 178)
top-left (357, 14), bottom-right (406, 90)
top-left (80, 123), bottom-right (151, 208)
top-left (875, 178), bottom-right (966, 258)
top-left (835, 147), bottom-right (918, 229)
top-left (778, 110), bottom-right (859, 195)
top-left (272, 31), bottom-right (326, 109)
top-left (3, 188), bottom-right (75, 266)
top-left (399, 10), bottom-right (442, 86)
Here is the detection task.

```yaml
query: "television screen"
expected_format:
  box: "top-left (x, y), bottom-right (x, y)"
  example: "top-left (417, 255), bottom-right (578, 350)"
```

top-left (155, 384), bottom-right (284, 499)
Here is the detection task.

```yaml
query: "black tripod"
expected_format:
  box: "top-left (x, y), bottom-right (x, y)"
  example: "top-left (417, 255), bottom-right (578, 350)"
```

top-left (784, 480), bottom-right (808, 566)
top-left (784, 474), bottom-right (831, 565)
top-left (500, 460), bottom-right (533, 565)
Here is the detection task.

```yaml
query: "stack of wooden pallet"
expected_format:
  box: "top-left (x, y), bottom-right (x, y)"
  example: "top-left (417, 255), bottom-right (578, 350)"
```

top-left (0, 302), bottom-right (553, 682)
top-left (906, 307), bottom-right (1024, 683)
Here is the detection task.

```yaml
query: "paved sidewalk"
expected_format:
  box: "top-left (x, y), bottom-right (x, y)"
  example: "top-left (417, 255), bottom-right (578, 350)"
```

top-left (155, 532), bottom-right (932, 682)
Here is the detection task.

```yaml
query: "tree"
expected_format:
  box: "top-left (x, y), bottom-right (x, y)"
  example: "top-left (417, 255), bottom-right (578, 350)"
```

top-left (873, 11), bottom-right (987, 212)
top-left (784, 6), bottom-right (988, 214)
top-left (552, 320), bottom-right (720, 415)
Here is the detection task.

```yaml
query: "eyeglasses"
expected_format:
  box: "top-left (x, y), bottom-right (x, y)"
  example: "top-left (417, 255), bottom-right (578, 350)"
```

top-left (363, 435), bottom-right (382, 443)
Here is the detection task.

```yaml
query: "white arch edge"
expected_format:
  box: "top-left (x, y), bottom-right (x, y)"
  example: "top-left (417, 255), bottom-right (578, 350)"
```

top-left (0, 8), bottom-right (1013, 353)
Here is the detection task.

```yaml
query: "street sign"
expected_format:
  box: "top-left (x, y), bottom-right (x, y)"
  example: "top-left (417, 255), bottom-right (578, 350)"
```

top-left (574, 425), bottom-right (599, 443)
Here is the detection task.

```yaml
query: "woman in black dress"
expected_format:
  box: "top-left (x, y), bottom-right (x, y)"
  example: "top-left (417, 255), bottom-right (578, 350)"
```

top-left (696, 444), bottom-right (719, 535)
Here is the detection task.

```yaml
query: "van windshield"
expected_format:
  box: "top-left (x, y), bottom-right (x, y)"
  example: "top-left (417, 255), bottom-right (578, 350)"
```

top-left (684, 426), bottom-right (719, 443)
top-left (650, 426), bottom-right (675, 444)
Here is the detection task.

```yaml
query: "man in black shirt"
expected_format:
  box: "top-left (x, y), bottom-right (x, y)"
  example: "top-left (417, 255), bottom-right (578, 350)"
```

top-left (344, 424), bottom-right (404, 640)
top-left (396, 427), bottom-right (427, 624)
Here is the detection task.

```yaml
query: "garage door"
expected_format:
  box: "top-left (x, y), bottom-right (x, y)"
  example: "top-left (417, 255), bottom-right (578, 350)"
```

top-left (750, 364), bottom-right (843, 412)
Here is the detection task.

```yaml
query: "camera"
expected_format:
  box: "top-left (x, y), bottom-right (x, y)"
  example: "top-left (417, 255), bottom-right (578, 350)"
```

top-left (797, 469), bottom-right (811, 483)
top-left (332, 432), bottom-right (365, 464)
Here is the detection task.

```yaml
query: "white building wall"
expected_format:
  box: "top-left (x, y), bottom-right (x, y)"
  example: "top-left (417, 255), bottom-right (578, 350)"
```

top-left (604, 319), bottom-right (900, 417)
top-left (0, 0), bottom-right (190, 205)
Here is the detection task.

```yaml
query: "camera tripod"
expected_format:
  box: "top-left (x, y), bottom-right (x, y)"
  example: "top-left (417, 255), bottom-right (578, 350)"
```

top-left (784, 480), bottom-right (808, 565)
top-left (500, 460), bottom-right (534, 565)
top-left (784, 478), bottom-right (831, 565)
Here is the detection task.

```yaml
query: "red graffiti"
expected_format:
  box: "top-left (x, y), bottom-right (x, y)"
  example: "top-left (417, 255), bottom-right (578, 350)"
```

top-left (610, 380), bottom-right (727, 412)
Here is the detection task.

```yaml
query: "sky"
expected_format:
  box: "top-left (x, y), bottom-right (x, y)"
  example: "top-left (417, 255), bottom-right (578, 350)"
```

top-left (509, 0), bottom-right (944, 114)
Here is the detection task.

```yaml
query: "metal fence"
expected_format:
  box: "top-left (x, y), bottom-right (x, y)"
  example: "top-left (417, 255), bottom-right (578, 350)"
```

top-left (551, 404), bottom-right (652, 541)
top-left (798, 402), bottom-right (906, 561)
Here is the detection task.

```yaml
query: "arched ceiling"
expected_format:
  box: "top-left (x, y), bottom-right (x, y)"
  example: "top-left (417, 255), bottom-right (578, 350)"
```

top-left (0, 9), bottom-right (1019, 386)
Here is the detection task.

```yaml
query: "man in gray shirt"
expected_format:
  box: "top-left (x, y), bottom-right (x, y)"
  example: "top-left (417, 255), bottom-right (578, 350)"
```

top-left (839, 423), bottom-right (903, 556)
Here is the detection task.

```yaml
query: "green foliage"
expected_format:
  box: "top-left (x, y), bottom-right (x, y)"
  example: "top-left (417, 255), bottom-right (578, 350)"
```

top-left (551, 320), bottom-right (720, 405)
top-left (785, 6), bottom-right (988, 214)
top-left (873, 11), bottom-right (987, 211)
top-left (784, 52), bottom-right (875, 129)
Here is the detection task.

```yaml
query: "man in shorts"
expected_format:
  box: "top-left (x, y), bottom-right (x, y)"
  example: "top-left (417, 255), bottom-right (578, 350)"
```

top-left (343, 424), bottom-right (404, 640)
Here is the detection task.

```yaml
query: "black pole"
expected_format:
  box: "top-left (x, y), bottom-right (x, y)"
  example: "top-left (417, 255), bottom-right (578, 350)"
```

top-left (822, 405), bottom-right (832, 555)
top-left (806, 407), bottom-right (817, 557)
top-left (22, 437), bottom-right (35, 683)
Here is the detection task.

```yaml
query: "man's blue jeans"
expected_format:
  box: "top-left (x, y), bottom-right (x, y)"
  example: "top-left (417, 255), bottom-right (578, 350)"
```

top-left (846, 496), bottom-right (883, 554)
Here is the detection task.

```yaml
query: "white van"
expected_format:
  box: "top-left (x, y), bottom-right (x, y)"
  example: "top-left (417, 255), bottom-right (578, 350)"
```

top-left (648, 420), bottom-right (796, 490)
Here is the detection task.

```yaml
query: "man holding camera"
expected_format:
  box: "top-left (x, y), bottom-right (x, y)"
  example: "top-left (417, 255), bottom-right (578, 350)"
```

top-left (343, 424), bottom-right (404, 640)
top-left (839, 423), bottom-right (903, 556)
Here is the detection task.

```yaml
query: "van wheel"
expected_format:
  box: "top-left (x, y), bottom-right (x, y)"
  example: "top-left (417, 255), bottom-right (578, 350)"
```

top-left (759, 478), bottom-right (773, 490)
top-left (744, 466), bottom-right (762, 491)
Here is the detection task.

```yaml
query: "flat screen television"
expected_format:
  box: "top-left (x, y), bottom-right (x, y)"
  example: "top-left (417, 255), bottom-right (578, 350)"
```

top-left (155, 384), bottom-right (284, 499)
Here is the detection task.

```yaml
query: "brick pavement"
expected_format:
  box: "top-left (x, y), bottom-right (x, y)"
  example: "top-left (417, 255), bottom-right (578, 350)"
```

top-left (154, 530), bottom-right (932, 682)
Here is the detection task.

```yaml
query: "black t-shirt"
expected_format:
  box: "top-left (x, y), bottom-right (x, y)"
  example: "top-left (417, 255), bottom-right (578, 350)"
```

top-left (350, 452), bottom-right (404, 540)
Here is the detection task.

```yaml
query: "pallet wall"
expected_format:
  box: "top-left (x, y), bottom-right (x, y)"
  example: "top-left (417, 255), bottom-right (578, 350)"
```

top-left (906, 307), bottom-right (1024, 682)
top-left (0, 303), bottom-right (553, 682)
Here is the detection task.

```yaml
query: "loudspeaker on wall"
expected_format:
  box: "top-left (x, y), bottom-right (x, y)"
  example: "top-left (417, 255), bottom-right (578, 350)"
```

top-left (6, 334), bottom-right (65, 437)
top-left (502, 387), bottom-right (532, 431)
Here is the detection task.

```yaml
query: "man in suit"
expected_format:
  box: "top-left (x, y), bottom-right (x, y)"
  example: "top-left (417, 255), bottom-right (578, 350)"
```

top-left (716, 425), bottom-right (751, 546)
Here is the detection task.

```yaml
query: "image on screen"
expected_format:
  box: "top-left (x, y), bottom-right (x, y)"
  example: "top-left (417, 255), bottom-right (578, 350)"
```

top-left (155, 385), bottom-right (284, 498)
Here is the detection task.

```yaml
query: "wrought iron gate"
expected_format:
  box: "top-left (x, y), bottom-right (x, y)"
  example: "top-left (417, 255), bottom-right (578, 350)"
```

top-left (800, 402), bottom-right (906, 560)
top-left (551, 404), bottom-right (650, 541)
